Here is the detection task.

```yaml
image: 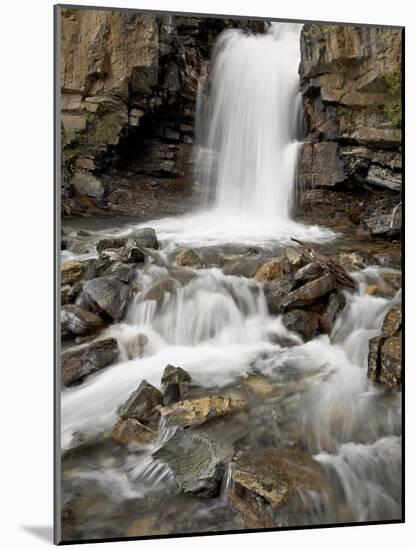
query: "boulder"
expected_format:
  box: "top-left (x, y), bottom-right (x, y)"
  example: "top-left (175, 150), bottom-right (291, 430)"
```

top-left (78, 276), bottom-right (130, 322)
top-left (62, 336), bottom-right (119, 386)
top-left (279, 273), bottom-right (337, 311)
top-left (264, 275), bottom-right (295, 314)
top-left (61, 304), bottom-right (104, 339)
top-left (255, 259), bottom-right (284, 282)
top-left (294, 262), bottom-right (324, 285)
top-left (175, 248), bottom-right (202, 267)
top-left (232, 448), bottom-right (326, 509)
top-left (127, 228), bottom-right (158, 250)
top-left (368, 306), bottom-right (401, 389)
top-left (320, 292), bottom-right (346, 333)
top-left (153, 418), bottom-right (244, 498)
top-left (118, 380), bottom-right (163, 429)
top-left (61, 260), bottom-right (84, 286)
top-left (159, 395), bottom-right (245, 428)
top-left (161, 364), bottom-right (192, 406)
top-left (111, 418), bottom-right (157, 446)
top-left (282, 309), bottom-right (321, 341)
top-left (95, 228), bottom-right (158, 257)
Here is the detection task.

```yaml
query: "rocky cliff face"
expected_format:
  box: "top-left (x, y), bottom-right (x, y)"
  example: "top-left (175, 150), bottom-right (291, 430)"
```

top-left (60, 8), bottom-right (263, 218)
top-left (298, 24), bottom-right (403, 238)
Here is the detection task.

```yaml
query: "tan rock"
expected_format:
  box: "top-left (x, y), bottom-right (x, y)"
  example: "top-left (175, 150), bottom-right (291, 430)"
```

top-left (255, 259), bottom-right (284, 282)
top-left (241, 375), bottom-right (276, 398)
top-left (61, 260), bottom-right (84, 285)
top-left (159, 395), bottom-right (245, 428)
top-left (111, 418), bottom-right (157, 445)
top-left (61, 113), bottom-right (87, 130)
top-left (232, 448), bottom-right (326, 509)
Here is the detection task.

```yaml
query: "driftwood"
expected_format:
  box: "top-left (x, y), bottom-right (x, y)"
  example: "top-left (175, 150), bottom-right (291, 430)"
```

top-left (291, 238), bottom-right (356, 289)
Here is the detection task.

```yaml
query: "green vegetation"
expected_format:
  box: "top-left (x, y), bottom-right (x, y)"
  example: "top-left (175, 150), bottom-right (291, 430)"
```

top-left (382, 70), bottom-right (402, 128)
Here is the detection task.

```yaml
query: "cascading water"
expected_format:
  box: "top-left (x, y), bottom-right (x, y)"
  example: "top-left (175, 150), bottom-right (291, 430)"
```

top-left (60, 21), bottom-right (401, 540)
top-left (196, 23), bottom-right (303, 219)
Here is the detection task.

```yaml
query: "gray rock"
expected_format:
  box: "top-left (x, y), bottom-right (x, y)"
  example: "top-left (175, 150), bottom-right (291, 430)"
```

top-left (294, 262), bottom-right (324, 284)
top-left (280, 273), bottom-right (337, 311)
top-left (282, 309), bottom-right (321, 341)
top-left (368, 307), bottom-right (401, 389)
top-left (62, 336), bottom-right (119, 386)
top-left (78, 277), bottom-right (130, 322)
top-left (72, 170), bottom-right (104, 199)
top-left (61, 304), bottom-right (104, 339)
top-left (161, 364), bottom-right (192, 405)
top-left (118, 380), bottom-right (163, 429)
top-left (285, 247), bottom-right (304, 267)
top-left (95, 227), bottom-right (158, 257)
top-left (264, 275), bottom-right (295, 314)
top-left (320, 292), bottom-right (346, 333)
top-left (153, 419), bottom-right (244, 498)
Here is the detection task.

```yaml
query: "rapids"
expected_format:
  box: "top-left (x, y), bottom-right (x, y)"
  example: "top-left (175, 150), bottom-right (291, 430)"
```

top-left (60, 22), bottom-right (401, 538)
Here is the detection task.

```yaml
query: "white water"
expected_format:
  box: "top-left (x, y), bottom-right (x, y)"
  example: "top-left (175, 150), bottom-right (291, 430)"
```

top-left (197, 23), bottom-right (303, 219)
top-left (61, 22), bottom-right (401, 533)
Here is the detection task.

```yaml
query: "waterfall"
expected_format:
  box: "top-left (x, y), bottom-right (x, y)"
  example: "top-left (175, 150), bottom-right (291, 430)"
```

top-left (196, 23), bottom-right (303, 220)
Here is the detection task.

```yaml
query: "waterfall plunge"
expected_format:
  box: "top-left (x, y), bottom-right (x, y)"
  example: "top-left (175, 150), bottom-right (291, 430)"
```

top-left (196, 23), bottom-right (303, 220)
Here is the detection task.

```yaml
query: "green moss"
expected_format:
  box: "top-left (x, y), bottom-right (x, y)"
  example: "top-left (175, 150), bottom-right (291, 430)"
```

top-left (88, 110), bottom-right (126, 145)
top-left (382, 70), bottom-right (402, 128)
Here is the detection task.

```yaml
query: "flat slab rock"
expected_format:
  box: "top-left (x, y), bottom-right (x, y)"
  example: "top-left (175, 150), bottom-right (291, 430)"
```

top-left (61, 304), bottom-right (104, 339)
top-left (159, 395), bottom-right (246, 428)
top-left (232, 448), bottom-right (326, 509)
top-left (62, 336), bottom-right (119, 387)
top-left (280, 272), bottom-right (337, 311)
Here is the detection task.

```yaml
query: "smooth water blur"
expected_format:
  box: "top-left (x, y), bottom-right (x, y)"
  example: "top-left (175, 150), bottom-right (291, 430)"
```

top-left (61, 21), bottom-right (401, 536)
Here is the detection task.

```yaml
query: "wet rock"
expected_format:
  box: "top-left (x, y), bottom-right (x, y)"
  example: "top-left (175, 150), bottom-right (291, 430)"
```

top-left (96, 228), bottom-right (158, 257)
top-left (154, 431), bottom-right (225, 497)
top-left (62, 336), bottom-right (119, 386)
top-left (159, 395), bottom-right (245, 428)
top-left (61, 285), bottom-right (71, 305)
top-left (280, 273), bottom-right (337, 311)
top-left (175, 248), bottom-right (202, 267)
top-left (282, 309), bottom-right (321, 341)
top-left (227, 483), bottom-right (275, 528)
top-left (264, 275), bottom-right (295, 314)
top-left (241, 375), bottom-right (276, 398)
top-left (96, 236), bottom-right (126, 256)
top-left (111, 418), bottom-right (157, 445)
top-left (154, 418), bottom-right (244, 498)
top-left (61, 304), bottom-right (104, 339)
top-left (161, 364), bottom-right (192, 405)
top-left (338, 251), bottom-right (375, 271)
top-left (127, 227), bottom-right (158, 250)
top-left (255, 259), bottom-right (284, 282)
top-left (294, 262), bottom-right (324, 285)
top-left (368, 306), bottom-right (401, 389)
top-left (320, 291), bottom-right (346, 333)
top-left (119, 380), bottom-right (163, 429)
top-left (285, 247), bottom-right (304, 267)
top-left (232, 448), bottom-right (326, 509)
top-left (143, 278), bottom-right (178, 302)
top-left (124, 333), bottom-right (148, 360)
top-left (61, 260), bottom-right (84, 285)
top-left (122, 240), bottom-right (145, 263)
top-left (78, 276), bottom-right (130, 322)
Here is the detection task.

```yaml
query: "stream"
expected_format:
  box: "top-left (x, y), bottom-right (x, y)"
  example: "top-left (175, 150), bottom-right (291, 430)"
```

top-left (60, 22), bottom-right (401, 541)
